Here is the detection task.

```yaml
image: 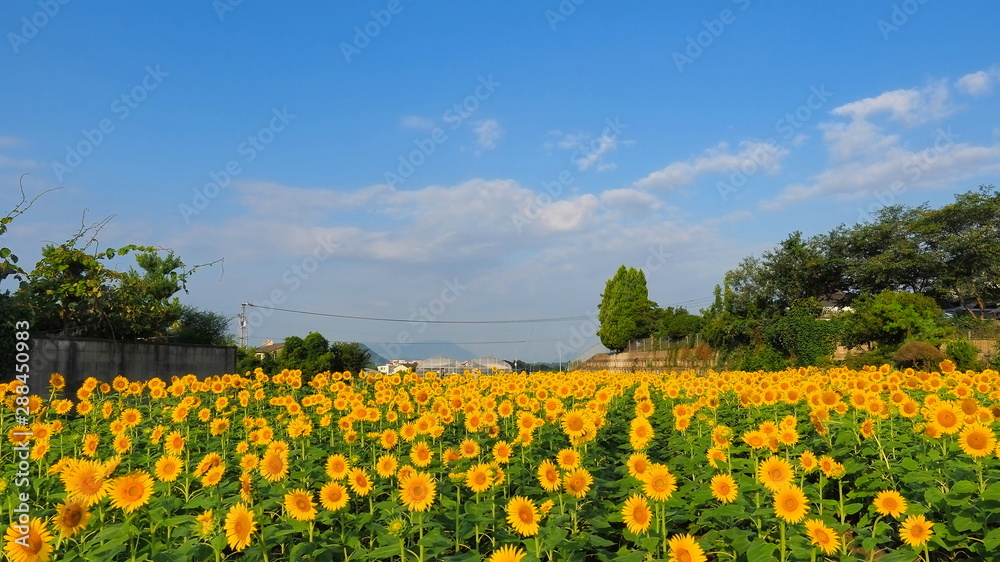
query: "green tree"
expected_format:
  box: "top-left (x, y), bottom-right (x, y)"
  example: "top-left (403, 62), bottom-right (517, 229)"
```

top-left (842, 290), bottom-right (951, 350)
top-left (597, 265), bottom-right (652, 352)
top-left (765, 300), bottom-right (841, 367)
top-left (171, 305), bottom-right (234, 345)
top-left (653, 306), bottom-right (703, 341)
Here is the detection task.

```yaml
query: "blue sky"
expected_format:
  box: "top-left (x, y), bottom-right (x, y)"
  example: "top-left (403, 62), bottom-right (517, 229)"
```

top-left (3, 1), bottom-right (999, 362)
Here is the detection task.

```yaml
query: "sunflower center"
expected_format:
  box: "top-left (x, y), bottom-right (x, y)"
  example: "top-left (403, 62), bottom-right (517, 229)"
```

top-left (63, 508), bottom-right (83, 527)
top-left (676, 550), bottom-right (692, 562)
top-left (125, 483), bottom-right (142, 500)
top-left (517, 506), bottom-right (535, 524)
top-left (783, 497), bottom-right (798, 510)
top-left (411, 484), bottom-right (426, 500)
top-left (967, 432), bottom-right (986, 449)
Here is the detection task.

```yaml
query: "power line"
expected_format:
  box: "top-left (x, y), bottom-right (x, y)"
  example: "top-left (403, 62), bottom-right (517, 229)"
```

top-left (244, 304), bottom-right (594, 324)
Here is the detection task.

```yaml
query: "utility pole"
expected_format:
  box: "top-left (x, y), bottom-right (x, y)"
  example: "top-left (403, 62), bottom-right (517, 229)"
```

top-left (239, 302), bottom-right (249, 348)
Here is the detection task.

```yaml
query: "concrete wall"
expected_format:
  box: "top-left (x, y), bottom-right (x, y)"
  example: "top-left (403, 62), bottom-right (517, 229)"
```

top-left (25, 336), bottom-right (236, 396)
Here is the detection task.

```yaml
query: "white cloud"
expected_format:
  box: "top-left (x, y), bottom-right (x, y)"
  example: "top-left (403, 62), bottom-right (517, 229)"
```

top-left (764, 75), bottom-right (1000, 209)
top-left (633, 140), bottom-right (789, 191)
top-left (830, 81), bottom-right (953, 126)
top-left (955, 67), bottom-right (1000, 96)
top-left (0, 155), bottom-right (38, 168)
top-left (0, 136), bottom-right (25, 149)
top-left (549, 129), bottom-right (627, 172)
top-left (473, 119), bottom-right (503, 149)
top-left (400, 115), bottom-right (436, 130)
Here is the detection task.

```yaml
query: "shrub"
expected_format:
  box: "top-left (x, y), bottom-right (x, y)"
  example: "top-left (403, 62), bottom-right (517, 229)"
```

top-left (945, 339), bottom-right (981, 371)
top-left (893, 340), bottom-right (946, 370)
top-left (738, 344), bottom-right (787, 372)
top-left (844, 348), bottom-right (892, 370)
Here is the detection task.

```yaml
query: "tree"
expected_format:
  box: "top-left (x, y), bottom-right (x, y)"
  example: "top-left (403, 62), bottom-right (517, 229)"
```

top-left (653, 307), bottom-right (703, 341)
top-left (597, 266), bottom-right (653, 352)
top-left (171, 305), bottom-right (234, 345)
top-left (278, 332), bottom-right (374, 375)
top-left (842, 290), bottom-right (951, 350)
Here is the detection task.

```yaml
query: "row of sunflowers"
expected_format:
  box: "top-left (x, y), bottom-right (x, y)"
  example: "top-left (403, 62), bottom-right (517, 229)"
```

top-left (1, 361), bottom-right (999, 561)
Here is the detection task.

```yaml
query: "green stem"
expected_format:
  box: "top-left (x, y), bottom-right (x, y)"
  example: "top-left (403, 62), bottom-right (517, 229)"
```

top-left (779, 521), bottom-right (786, 562)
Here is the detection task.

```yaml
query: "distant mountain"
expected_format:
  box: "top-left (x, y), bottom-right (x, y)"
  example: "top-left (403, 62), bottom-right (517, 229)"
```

top-left (362, 340), bottom-right (478, 363)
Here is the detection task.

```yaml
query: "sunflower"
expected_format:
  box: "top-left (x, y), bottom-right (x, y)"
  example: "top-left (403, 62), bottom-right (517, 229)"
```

top-left (239, 472), bottom-right (253, 503)
top-left (958, 423), bottom-right (996, 458)
top-left (410, 442), bottom-right (434, 468)
top-left (259, 449), bottom-right (289, 483)
top-left (466, 464), bottom-right (493, 493)
top-left (81, 434), bottom-right (99, 457)
top-left (51, 500), bottom-right (90, 538)
top-left (537, 459), bottom-right (561, 492)
top-left (121, 408), bottom-right (141, 427)
top-left (563, 467), bottom-right (593, 498)
top-left (108, 471), bottom-right (154, 513)
top-left (620, 494), bottom-right (652, 534)
top-left (505, 496), bottom-right (540, 537)
top-left (399, 471), bottom-right (437, 512)
top-left (642, 463), bottom-right (677, 502)
top-left (376, 454), bottom-right (399, 478)
top-left (325, 454), bottom-right (350, 480)
top-left (195, 510), bottom-right (214, 537)
top-left (60, 459), bottom-right (109, 506)
top-left (666, 534), bottom-right (706, 562)
top-left (154, 456), bottom-right (182, 483)
top-left (319, 481), bottom-right (350, 511)
top-left (899, 514), bottom-right (934, 547)
top-left (164, 431), bottom-right (185, 456)
top-left (3, 517), bottom-right (54, 562)
top-left (927, 401), bottom-right (962, 434)
top-left (487, 544), bottom-right (526, 562)
top-left (556, 448), bottom-right (579, 469)
top-left (112, 434), bottom-right (132, 455)
top-left (201, 466), bottom-right (224, 488)
top-left (284, 489), bottom-right (317, 521)
top-left (626, 453), bottom-right (650, 479)
top-left (493, 441), bottom-right (513, 464)
top-left (629, 417), bottom-right (654, 450)
top-left (562, 409), bottom-right (588, 439)
top-left (799, 450), bottom-right (817, 472)
top-left (773, 485), bottom-right (810, 524)
top-left (224, 503), bottom-right (256, 552)
top-left (873, 490), bottom-right (908, 518)
top-left (347, 468), bottom-right (373, 496)
top-left (758, 456), bottom-right (795, 492)
top-left (459, 439), bottom-right (480, 458)
top-left (804, 519), bottom-right (840, 555)
top-left (710, 474), bottom-right (738, 504)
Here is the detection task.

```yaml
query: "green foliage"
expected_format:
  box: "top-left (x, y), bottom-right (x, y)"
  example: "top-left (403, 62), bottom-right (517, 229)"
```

top-left (892, 340), bottom-right (946, 370)
top-left (653, 306), bottom-right (702, 341)
top-left (843, 347), bottom-right (893, 370)
top-left (765, 301), bottom-right (841, 366)
top-left (278, 332), bottom-right (374, 375)
top-left (597, 266), bottom-right (653, 352)
top-left (842, 290), bottom-right (951, 350)
top-left (170, 305), bottom-right (234, 345)
top-left (736, 344), bottom-right (787, 372)
top-left (944, 339), bottom-right (981, 371)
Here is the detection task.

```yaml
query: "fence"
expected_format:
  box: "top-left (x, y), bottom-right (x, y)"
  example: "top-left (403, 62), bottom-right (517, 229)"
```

top-left (22, 335), bottom-right (236, 396)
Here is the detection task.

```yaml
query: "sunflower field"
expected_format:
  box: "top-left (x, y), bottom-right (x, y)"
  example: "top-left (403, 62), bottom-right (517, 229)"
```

top-left (2, 362), bottom-right (1000, 561)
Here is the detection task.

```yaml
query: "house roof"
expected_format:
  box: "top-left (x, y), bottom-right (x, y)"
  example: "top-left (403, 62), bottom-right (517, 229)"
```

top-left (256, 342), bottom-right (284, 353)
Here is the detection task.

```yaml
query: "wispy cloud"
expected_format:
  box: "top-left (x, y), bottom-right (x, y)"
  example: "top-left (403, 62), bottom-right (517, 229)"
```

top-left (473, 119), bottom-right (503, 150)
top-left (633, 140), bottom-right (788, 191)
top-left (955, 66), bottom-right (1000, 97)
top-left (400, 115), bottom-right (436, 130)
